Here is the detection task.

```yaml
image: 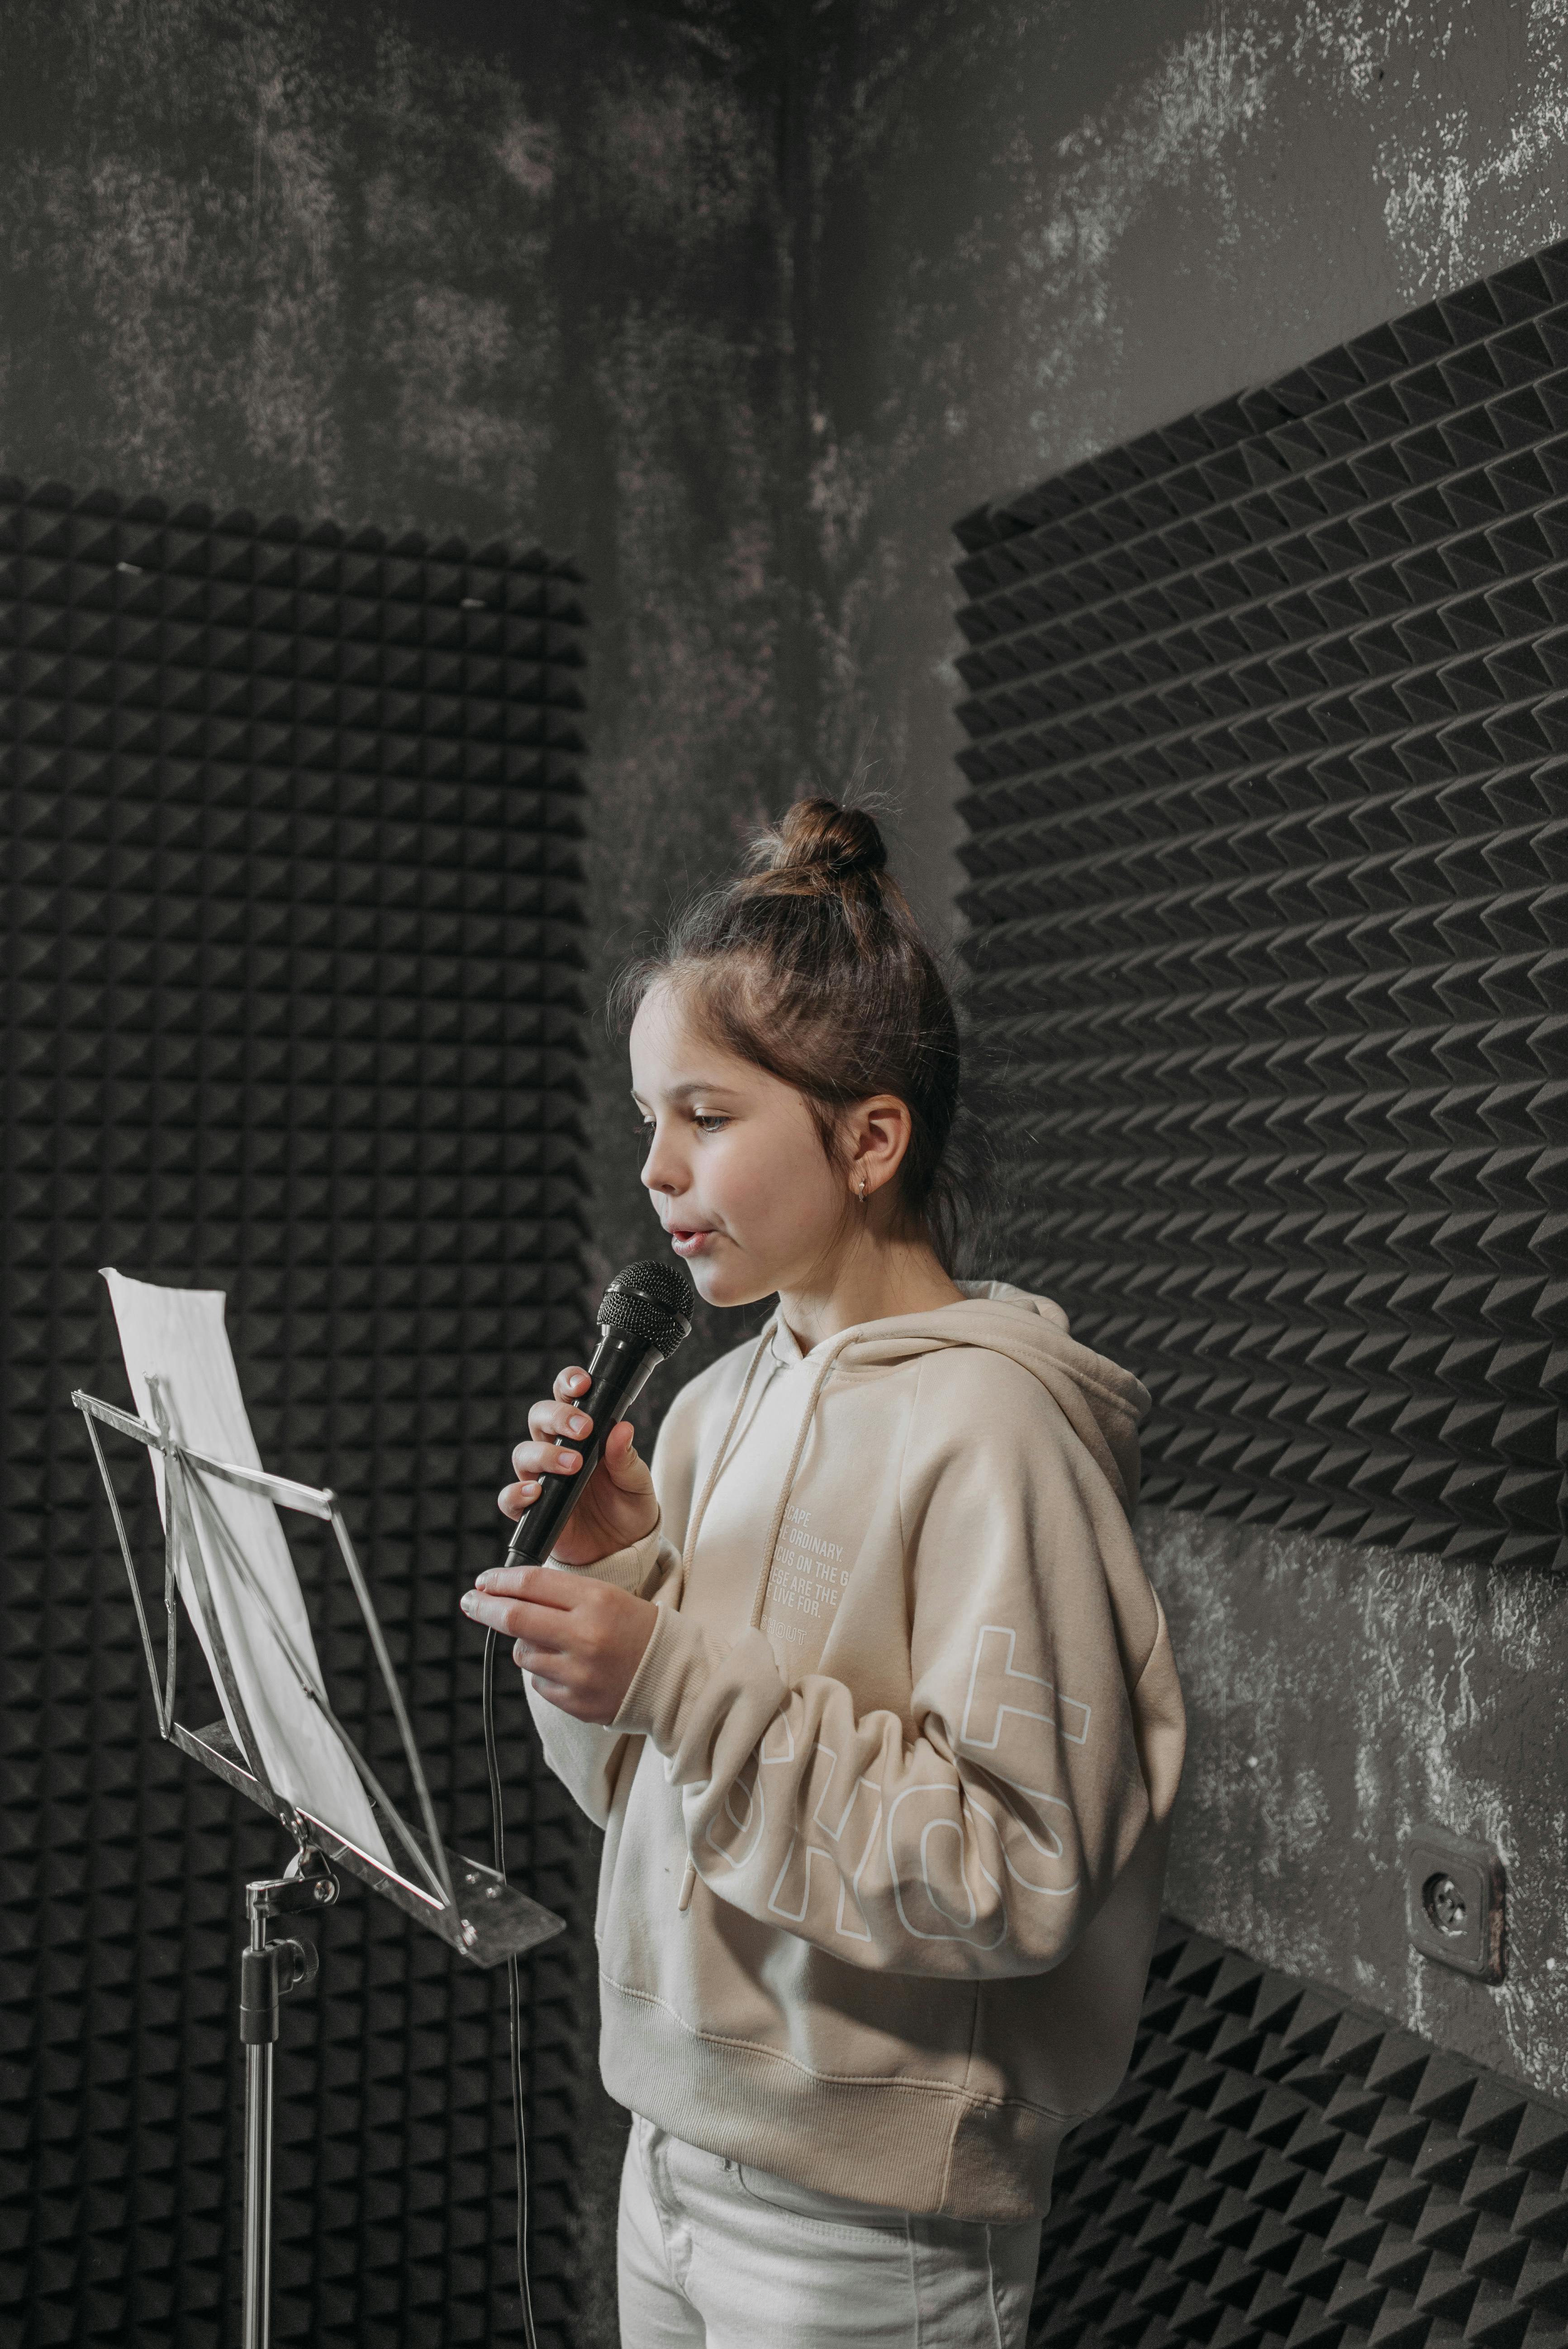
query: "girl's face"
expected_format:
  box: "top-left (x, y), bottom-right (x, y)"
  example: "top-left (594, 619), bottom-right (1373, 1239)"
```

top-left (629, 982), bottom-right (855, 1309)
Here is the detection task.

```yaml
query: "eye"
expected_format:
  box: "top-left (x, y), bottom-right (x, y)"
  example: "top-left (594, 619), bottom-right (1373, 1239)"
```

top-left (693, 1112), bottom-right (729, 1135)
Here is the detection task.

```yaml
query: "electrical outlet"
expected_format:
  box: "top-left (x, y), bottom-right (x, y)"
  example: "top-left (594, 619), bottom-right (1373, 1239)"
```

top-left (1404, 1824), bottom-right (1506, 1983)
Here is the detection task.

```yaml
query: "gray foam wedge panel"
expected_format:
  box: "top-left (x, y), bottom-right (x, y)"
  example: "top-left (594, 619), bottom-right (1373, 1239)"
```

top-left (954, 241), bottom-right (1568, 1572)
top-left (0, 480), bottom-right (591, 2344)
top-left (1032, 1920), bottom-right (1568, 2349)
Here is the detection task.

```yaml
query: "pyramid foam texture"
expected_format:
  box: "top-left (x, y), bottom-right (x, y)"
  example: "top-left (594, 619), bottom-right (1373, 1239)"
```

top-left (1031, 1918), bottom-right (1568, 2349)
top-left (953, 240), bottom-right (1568, 1571)
top-left (0, 480), bottom-right (592, 2344)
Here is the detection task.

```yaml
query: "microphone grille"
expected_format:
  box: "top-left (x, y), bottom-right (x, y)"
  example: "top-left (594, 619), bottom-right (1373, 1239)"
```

top-left (598, 1259), bottom-right (696, 1355)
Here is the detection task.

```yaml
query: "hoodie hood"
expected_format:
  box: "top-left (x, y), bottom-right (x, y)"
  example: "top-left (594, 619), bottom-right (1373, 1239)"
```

top-left (765, 1278), bottom-right (1150, 1517)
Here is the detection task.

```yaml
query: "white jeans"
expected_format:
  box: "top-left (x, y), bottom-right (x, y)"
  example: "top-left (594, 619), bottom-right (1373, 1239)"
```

top-left (617, 2116), bottom-right (1041, 2349)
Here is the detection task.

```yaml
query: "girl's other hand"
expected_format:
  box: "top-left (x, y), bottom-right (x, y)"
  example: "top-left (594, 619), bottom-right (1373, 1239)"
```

top-left (497, 1365), bottom-right (660, 1566)
top-left (461, 1566), bottom-right (657, 1723)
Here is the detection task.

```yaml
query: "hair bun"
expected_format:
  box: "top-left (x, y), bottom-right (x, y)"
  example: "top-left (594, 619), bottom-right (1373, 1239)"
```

top-left (764, 797), bottom-right (888, 885)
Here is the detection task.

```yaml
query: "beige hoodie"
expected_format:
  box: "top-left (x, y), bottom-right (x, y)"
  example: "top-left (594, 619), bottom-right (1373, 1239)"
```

top-left (525, 1280), bottom-right (1186, 2222)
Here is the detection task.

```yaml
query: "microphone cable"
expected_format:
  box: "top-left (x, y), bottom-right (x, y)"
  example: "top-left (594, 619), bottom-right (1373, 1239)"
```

top-left (479, 1262), bottom-right (691, 2344)
top-left (483, 1625), bottom-right (540, 2349)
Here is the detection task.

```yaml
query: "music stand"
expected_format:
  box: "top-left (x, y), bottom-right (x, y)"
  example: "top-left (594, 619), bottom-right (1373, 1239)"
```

top-left (73, 1381), bottom-right (564, 2349)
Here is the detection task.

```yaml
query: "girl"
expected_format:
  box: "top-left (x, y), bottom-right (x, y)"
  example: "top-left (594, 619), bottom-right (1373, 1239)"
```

top-left (461, 799), bottom-right (1185, 2349)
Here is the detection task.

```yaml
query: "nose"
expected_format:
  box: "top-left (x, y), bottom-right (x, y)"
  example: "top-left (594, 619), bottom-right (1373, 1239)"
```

top-left (641, 1122), bottom-right (681, 1198)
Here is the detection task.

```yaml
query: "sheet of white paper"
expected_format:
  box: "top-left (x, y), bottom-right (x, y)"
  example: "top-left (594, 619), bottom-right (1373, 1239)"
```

top-left (104, 1268), bottom-right (393, 1871)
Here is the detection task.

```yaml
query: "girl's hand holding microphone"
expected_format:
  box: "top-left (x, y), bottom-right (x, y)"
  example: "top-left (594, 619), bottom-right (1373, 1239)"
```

top-left (460, 1364), bottom-right (660, 1724)
top-left (499, 1363), bottom-right (659, 1560)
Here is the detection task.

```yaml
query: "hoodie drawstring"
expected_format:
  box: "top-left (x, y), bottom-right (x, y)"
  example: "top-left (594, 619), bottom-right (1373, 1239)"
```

top-left (670, 1331), bottom-right (772, 1921)
top-left (679, 1330), bottom-right (773, 1584)
top-left (747, 1331), bottom-right (857, 1631)
top-left (670, 1322), bottom-right (852, 1916)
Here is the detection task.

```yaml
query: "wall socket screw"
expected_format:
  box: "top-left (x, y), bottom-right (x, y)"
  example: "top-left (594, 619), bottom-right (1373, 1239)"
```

top-left (1404, 1824), bottom-right (1505, 1982)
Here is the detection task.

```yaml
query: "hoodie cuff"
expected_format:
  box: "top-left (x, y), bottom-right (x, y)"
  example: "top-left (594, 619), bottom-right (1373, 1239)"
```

top-left (551, 1518), bottom-right (664, 1597)
top-left (613, 1601), bottom-right (717, 1750)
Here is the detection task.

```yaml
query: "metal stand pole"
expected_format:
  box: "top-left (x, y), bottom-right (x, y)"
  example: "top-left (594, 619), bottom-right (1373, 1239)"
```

top-left (242, 2033), bottom-right (274, 2346)
top-left (238, 1850), bottom-right (338, 2349)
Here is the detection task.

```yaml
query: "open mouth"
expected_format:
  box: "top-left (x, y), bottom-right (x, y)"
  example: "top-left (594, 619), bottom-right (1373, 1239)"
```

top-left (666, 1226), bottom-right (715, 1258)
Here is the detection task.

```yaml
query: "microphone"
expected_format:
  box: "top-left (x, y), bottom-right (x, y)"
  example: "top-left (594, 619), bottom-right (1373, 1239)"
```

top-left (504, 1260), bottom-right (695, 1567)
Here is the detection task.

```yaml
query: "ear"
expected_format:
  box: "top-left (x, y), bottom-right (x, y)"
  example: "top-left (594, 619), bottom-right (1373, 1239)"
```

top-left (846, 1094), bottom-right (913, 1200)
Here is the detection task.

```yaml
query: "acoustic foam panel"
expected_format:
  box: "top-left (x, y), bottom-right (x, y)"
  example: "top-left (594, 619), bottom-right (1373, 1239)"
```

top-left (0, 480), bottom-right (592, 2345)
top-left (1032, 1919), bottom-right (1568, 2349)
top-left (953, 240), bottom-right (1568, 1573)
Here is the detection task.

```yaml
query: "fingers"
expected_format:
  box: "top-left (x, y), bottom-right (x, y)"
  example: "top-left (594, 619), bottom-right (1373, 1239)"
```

top-left (461, 1564), bottom-right (598, 1646)
top-left (519, 1655), bottom-right (574, 1701)
top-left (523, 1664), bottom-right (600, 1718)
top-left (498, 1466), bottom-right (556, 1520)
top-left (510, 1431), bottom-right (584, 1485)
top-left (500, 1369), bottom-right (594, 1522)
top-left (526, 1396), bottom-right (594, 1447)
top-left (473, 1560), bottom-right (576, 1606)
top-left (498, 1418), bottom-right (647, 1522)
top-left (461, 1589), bottom-right (572, 1648)
top-left (495, 1438), bottom-right (588, 1520)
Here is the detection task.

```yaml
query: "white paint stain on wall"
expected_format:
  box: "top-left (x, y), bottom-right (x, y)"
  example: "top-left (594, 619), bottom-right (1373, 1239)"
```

top-left (1020, 12), bottom-right (1278, 452)
top-left (1008, 0), bottom-right (1568, 471)
top-left (1368, 0), bottom-right (1568, 287)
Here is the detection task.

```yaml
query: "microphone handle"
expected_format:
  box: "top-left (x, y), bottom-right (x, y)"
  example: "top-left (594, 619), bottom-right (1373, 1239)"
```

top-left (505, 1328), bottom-right (665, 1567)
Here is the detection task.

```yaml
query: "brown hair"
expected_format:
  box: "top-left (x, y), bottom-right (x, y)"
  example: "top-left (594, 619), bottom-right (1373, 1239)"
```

top-left (613, 797), bottom-right (984, 1271)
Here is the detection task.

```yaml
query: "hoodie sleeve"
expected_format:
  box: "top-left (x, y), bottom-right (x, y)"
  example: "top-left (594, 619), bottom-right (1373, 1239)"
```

top-left (610, 1353), bottom-right (1183, 1979)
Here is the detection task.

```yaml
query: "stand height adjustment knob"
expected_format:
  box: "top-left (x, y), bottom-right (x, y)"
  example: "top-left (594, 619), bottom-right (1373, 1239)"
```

top-left (238, 1937), bottom-right (319, 2045)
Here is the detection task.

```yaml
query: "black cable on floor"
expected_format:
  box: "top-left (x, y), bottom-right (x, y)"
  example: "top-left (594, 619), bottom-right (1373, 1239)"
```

top-left (484, 1625), bottom-right (540, 2349)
